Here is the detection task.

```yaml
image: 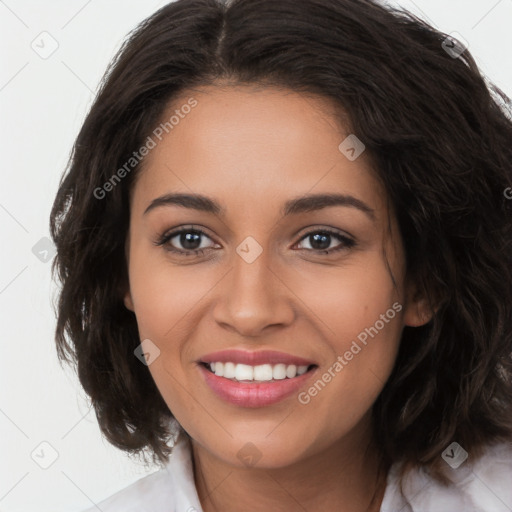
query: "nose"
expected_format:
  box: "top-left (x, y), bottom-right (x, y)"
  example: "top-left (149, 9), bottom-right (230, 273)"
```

top-left (212, 248), bottom-right (295, 337)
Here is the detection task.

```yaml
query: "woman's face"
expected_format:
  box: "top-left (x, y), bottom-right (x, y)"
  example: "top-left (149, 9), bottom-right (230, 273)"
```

top-left (124, 85), bottom-right (427, 468)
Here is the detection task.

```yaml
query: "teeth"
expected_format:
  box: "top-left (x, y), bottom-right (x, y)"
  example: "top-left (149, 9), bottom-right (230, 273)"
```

top-left (214, 362), bottom-right (224, 376)
top-left (206, 362), bottom-right (312, 381)
top-left (254, 364), bottom-right (273, 381)
top-left (273, 363), bottom-right (287, 380)
top-left (286, 364), bottom-right (297, 378)
top-left (297, 365), bottom-right (308, 375)
top-left (223, 362), bottom-right (236, 379)
top-left (235, 364), bottom-right (253, 381)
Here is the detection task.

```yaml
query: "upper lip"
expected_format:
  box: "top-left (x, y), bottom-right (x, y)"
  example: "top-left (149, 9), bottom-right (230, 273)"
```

top-left (199, 349), bottom-right (316, 367)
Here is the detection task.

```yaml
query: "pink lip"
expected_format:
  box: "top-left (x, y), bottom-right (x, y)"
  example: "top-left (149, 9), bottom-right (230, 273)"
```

top-left (198, 363), bottom-right (317, 408)
top-left (199, 349), bottom-right (315, 366)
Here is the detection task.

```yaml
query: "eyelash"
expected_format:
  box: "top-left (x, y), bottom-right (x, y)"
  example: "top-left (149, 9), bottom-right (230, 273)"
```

top-left (154, 225), bottom-right (356, 258)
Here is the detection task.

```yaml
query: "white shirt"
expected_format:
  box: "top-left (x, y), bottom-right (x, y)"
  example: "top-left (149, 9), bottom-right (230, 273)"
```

top-left (82, 434), bottom-right (512, 511)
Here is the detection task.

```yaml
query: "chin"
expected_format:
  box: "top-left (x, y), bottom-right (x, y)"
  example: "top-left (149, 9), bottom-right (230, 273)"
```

top-left (205, 430), bottom-right (314, 469)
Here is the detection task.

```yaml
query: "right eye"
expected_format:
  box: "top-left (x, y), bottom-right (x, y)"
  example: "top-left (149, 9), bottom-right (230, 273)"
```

top-left (155, 226), bottom-right (220, 257)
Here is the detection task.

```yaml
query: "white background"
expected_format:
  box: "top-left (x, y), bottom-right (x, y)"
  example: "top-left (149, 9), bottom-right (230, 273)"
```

top-left (0, 1), bottom-right (511, 511)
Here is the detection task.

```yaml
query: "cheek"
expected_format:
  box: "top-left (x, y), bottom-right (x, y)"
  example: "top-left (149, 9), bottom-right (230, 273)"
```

top-left (126, 264), bottom-right (199, 429)
top-left (126, 246), bottom-right (218, 424)
top-left (127, 242), bottom-right (214, 341)
top-left (293, 255), bottom-right (403, 429)
top-left (293, 252), bottom-right (401, 349)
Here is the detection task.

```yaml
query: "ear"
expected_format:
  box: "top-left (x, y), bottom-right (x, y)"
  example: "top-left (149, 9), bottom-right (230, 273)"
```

top-left (124, 289), bottom-right (135, 312)
top-left (122, 231), bottom-right (134, 312)
top-left (402, 279), bottom-right (435, 327)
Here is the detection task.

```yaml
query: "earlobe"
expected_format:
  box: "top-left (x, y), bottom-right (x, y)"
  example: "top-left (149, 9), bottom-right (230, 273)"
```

top-left (403, 297), bottom-right (433, 327)
top-left (124, 291), bottom-right (135, 312)
top-left (122, 234), bottom-right (134, 312)
top-left (403, 281), bottom-right (435, 327)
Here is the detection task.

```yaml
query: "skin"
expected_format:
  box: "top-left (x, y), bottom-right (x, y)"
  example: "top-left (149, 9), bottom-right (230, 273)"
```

top-left (124, 84), bottom-right (432, 512)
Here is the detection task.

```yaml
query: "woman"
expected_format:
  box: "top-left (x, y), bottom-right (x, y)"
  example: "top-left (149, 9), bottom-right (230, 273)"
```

top-left (50, 0), bottom-right (512, 510)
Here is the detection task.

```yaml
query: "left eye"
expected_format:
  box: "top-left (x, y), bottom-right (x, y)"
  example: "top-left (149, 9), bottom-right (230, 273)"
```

top-left (295, 230), bottom-right (355, 253)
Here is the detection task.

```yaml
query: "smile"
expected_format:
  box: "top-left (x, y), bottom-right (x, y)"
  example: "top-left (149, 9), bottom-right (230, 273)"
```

top-left (197, 349), bottom-right (318, 407)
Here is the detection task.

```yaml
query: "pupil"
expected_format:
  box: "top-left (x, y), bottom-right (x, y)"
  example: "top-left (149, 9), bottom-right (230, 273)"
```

top-left (311, 233), bottom-right (330, 250)
top-left (181, 232), bottom-right (201, 250)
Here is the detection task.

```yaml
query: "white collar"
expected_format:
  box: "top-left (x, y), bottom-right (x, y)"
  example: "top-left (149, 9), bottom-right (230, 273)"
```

top-left (86, 434), bottom-right (512, 511)
top-left (167, 433), bottom-right (204, 512)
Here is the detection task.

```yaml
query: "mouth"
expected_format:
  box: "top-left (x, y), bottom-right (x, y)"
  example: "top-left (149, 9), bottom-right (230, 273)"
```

top-left (197, 350), bottom-right (319, 407)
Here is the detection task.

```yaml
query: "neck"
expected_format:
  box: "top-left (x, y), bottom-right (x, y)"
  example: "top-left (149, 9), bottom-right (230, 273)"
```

top-left (191, 417), bottom-right (389, 512)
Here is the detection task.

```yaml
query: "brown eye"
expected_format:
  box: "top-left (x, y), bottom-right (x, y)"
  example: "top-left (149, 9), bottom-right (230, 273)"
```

top-left (155, 227), bottom-right (219, 256)
top-left (296, 229), bottom-right (355, 254)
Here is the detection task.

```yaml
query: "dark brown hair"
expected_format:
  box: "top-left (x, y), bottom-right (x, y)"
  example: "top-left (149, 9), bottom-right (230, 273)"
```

top-left (50, 0), bottom-right (512, 485)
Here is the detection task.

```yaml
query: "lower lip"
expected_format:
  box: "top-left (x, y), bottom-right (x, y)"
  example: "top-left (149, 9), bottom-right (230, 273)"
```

top-left (198, 364), bottom-right (317, 408)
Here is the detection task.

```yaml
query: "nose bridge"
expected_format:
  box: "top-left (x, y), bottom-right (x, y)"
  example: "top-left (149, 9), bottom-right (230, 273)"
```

top-left (212, 243), bottom-right (293, 335)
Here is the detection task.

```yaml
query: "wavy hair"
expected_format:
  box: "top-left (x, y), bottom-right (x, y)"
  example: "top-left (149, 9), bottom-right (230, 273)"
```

top-left (50, 0), bottom-right (512, 484)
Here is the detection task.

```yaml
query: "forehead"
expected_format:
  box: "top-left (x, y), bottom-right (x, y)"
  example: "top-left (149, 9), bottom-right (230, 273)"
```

top-left (131, 85), bottom-right (386, 218)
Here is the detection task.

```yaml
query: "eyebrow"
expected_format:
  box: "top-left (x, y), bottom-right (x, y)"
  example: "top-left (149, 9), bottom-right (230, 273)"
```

top-left (143, 192), bottom-right (375, 220)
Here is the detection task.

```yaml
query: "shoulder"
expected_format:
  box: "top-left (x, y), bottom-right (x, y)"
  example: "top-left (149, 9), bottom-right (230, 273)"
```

top-left (381, 441), bottom-right (512, 512)
top-left (79, 432), bottom-right (201, 512)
